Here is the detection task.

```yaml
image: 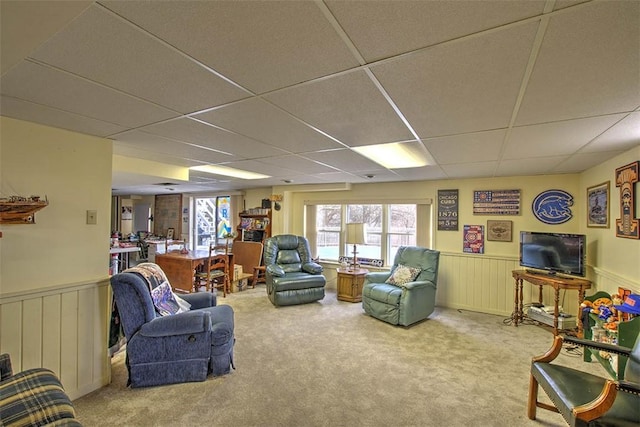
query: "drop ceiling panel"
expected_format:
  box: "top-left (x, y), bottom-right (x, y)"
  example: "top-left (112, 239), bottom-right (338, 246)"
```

top-left (139, 117), bottom-right (289, 159)
top-left (423, 129), bottom-right (506, 165)
top-left (371, 22), bottom-right (539, 137)
top-left (389, 166), bottom-right (448, 181)
top-left (584, 113), bottom-right (640, 153)
top-left (0, 1), bottom-right (92, 75)
top-left (0, 96), bottom-right (127, 137)
top-left (101, 1), bottom-right (360, 94)
top-left (193, 98), bottom-right (343, 152)
top-left (0, 61), bottom-right (178, 128)
top-left (302, 149), bottom-right (385, 172)
top-left (326, 0), bottom-right (545, 62)
top-left (515, 1), bottom-right (640, 125)
top-left (114, 130), bottom-right (237, 164)
top-left (265, 70), bottom-right (413, 146)
top-left (441, 162), bottom-right (499, 179)
top-left (550, 151), bottom-right (626, 174)
top-left (112, 144), bottom-right (198, 168)
top-left (495, 157), bottom-right (564, 176)
top-left (504, 114), bottom-right (626, 159)
top-left (255, 155), bottom-right (339, 174)
top-left (215, 160), bottom-right (300, 178)
top-left (30, 5), bottom-right (248, 114)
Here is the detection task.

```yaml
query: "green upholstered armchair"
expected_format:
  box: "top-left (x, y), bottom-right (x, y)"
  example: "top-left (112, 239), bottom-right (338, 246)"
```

top-left (528, 334), bottom-right (640, 426)
top-left (362, 246), bottom-right (440, 326)
top-left (264, 234), bottom-right (326, 307)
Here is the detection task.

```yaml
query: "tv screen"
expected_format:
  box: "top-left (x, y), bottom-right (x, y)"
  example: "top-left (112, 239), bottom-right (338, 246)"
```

top-left (519, 231), bottom-right (586, 277)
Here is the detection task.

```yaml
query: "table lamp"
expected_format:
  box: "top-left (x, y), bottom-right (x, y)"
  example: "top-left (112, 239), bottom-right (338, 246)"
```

top-left (346, 223), bottom-right (366, 271)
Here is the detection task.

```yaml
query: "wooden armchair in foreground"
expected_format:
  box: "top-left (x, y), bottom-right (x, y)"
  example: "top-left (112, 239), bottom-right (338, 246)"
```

top-left (528, 334), bottom-right (640, 426)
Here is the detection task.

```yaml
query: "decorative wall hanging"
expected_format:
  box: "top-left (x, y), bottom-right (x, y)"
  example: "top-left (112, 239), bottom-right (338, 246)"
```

top-left (0, 195), bottom-right (48, 224)
top-left (532, 189), bottom-right (573, 224)
top-left (615, 161), bottom-right (639, 239)
top-left (486, 220), bottom-right (513, 242)
top-left (473, 189), bottom-right (520, 215)
top-left (586, 181), bottom-right (610, 228)
top-left (463, 225), bottom-right (484, 254)
top-left (437, 189), bottom-right (458, 231)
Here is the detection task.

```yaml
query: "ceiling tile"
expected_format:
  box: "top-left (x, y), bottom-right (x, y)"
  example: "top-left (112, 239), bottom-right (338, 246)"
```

top-left (326, 0), bottom-right (545, 62)
top-left (371, 22), bottom-right (539, 137)
top-left (193, 98), bottom-right (343, 153)
top-left (0, 96), bottom-right (127, 137)
top-left (424, 129), bottom-right (506, 164)
top-left (515, 1), bottom-right (640, 125)
top-left (495, 157), bottom-right (565, 176)
top-left (138, 117), bottom-right (289, 159)
top-left (441, 162), bottom-right (499, 179)
top-left (101, 1), bottom-right (360, 94)
top-left (504, 114), bottom-right (626, 159)
top-left (31, 5), bottom-right (248, 114)
top-left (255, 155), bottom-right (339, 174)
top-left (114, 130), bottom-right (237, 164)
top-left (549, 151), bottom-right (626, 174)
top-left (0, 61), bottom-right (178, 128)
top-left (302, 148), bottom-right (384, 172)
top-left (582, 112), bottom-right (640, 153)
top-left (265, 70), bottom-right (413, 146)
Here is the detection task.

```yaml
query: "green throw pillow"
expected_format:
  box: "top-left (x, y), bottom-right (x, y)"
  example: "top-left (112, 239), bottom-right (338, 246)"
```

top-left (385, 264), bottom-right (421, 287)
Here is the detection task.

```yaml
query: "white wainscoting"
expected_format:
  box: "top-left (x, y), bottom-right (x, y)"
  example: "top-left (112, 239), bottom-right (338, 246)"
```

top-left (0, 278), bottom-right (112, 400)
top-left (436, 252), bottom-right (640, 318)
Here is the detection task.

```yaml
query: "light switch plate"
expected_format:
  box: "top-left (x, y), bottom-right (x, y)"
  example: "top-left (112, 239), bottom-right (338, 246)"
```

top-left (86, 210), bottom-right (97, 225)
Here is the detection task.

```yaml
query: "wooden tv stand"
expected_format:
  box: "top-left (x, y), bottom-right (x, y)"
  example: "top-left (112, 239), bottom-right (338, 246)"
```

top-left (511, 269), bottom-right (591, 336)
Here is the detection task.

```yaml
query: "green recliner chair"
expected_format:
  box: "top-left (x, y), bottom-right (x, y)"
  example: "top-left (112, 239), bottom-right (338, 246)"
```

top-left (362, 246), bottom-right (440, 326)
top-left (264, 234), bottom-right (326, 307)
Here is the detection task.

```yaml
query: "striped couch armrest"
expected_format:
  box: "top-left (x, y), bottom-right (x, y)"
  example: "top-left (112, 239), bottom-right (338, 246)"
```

top-left (0, 368), bottom-right (80, 426)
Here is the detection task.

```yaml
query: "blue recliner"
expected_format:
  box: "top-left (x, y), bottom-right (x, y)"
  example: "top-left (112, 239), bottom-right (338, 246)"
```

top-left (110, 263), bottom-right (235, 388)
top-left (362, 246), bottom-right (440, 326)
top-left (264, 235), bottom-right (326, 306)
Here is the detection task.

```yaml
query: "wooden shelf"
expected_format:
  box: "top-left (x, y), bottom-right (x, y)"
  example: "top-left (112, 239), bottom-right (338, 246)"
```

top-left (0, 199), bottom-right (48, 224)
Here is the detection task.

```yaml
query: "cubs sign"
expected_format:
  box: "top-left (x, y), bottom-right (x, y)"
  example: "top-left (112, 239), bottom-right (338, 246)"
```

top-left (532, 190), bottom-right (574, 225)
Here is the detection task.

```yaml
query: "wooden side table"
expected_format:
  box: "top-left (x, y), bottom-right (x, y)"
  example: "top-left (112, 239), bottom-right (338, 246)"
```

top-left (337, 268), bottom-right (368, 302)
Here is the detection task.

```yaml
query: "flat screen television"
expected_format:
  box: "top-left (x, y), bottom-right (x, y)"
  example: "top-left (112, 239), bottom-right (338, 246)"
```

top-left (519, 231), bottom-right (586, 277)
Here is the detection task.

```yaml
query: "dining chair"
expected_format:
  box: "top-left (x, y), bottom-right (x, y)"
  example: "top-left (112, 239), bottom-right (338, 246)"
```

top-left (194, 244), bottom-right (230, 296)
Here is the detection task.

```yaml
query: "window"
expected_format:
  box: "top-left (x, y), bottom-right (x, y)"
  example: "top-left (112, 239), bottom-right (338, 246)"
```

top-left (310, 203), bottom-right (424, 266)
top-left (193, 196), bottom-right (231, 250)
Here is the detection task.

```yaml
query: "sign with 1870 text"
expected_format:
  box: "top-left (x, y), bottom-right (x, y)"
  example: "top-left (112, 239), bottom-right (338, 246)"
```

top-left (438, 189), bottom-right (458, 231)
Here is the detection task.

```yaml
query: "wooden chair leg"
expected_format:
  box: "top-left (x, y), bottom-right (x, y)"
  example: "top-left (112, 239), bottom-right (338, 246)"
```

top-left (252, 266), bottom-right (265, 288)
top-left (527, 374), bottom-right (538, 420)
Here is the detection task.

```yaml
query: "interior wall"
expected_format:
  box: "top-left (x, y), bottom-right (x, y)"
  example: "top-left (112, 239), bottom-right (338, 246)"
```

top-left (580, 145), bottom-right (640, 293)
top-left (0, 117), bottom-right (113, 399)
top-left (0, 117), bottom-right (112, 291)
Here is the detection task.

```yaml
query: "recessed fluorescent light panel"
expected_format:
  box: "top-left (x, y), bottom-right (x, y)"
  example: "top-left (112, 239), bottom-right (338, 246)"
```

top-left (190, 165), bottom-right (270, 180)
top-left (353, 142), bottom-right (431, 169)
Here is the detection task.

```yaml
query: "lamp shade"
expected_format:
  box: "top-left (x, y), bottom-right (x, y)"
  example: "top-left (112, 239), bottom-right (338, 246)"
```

top-left (346, 223), bottom-right (366, 245)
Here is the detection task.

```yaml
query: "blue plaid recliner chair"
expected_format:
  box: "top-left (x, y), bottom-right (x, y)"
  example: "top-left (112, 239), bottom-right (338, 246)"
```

top-left (110, 263), bottom-right (235, 388)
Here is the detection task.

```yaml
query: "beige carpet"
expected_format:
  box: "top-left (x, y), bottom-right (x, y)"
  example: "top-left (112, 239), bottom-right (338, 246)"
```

top-left (73, 287), bottom-right (605, 426)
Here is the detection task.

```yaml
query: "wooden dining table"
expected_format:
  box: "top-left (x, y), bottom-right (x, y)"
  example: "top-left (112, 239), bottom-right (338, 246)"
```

top-left (155, 249), bottom-right (234, 293)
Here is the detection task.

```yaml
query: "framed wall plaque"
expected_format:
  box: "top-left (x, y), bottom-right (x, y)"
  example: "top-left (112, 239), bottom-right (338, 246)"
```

top-left (486, 220), bottom-right (513, 242)
top-left (586, 181), bottom-right (610, 228)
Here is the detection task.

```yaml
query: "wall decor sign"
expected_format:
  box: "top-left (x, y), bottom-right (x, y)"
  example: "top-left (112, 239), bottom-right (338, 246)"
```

top-left (486, 220), bottom-right (513, 242)
top-left (473, 189), bottom-right (520, 215)
top-left (586, 181), bottom-right (610, 228)
top-left (532, 189), bottom-right (573, 224)
top-left (463, 225), bottom-right (484, 254)
top-left (615, 161), bottom-right (639, 239)
top-left (437, 189), bottom-right (458, 231)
